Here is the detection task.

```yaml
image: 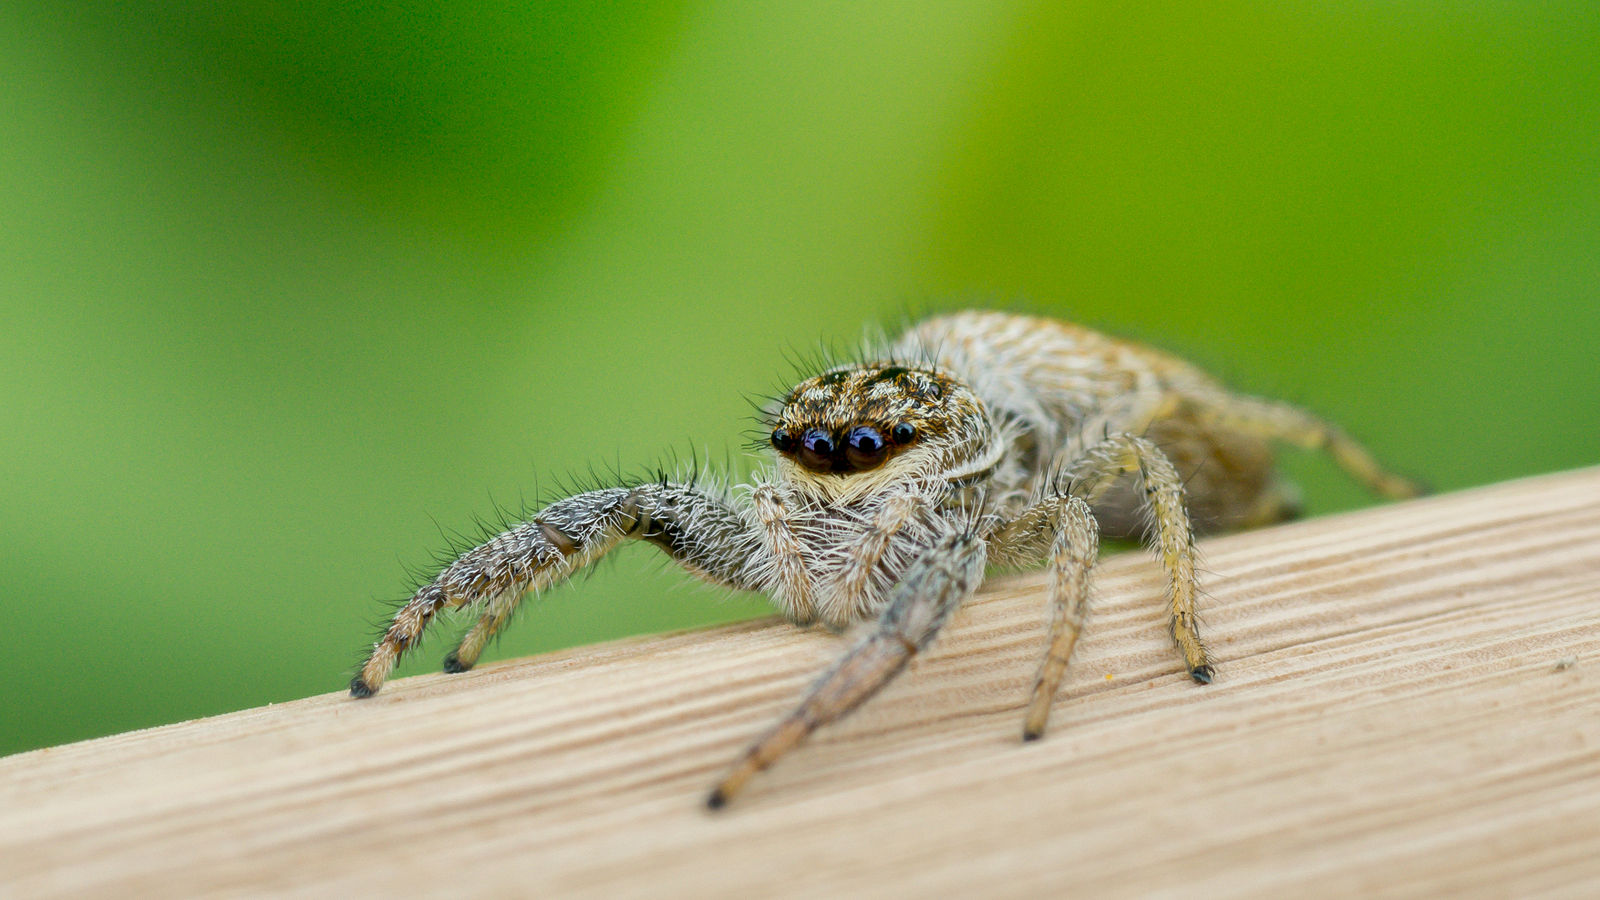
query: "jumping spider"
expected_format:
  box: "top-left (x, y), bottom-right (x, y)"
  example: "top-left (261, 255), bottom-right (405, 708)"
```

top-left (351, 310), bottom-right (1420, 807)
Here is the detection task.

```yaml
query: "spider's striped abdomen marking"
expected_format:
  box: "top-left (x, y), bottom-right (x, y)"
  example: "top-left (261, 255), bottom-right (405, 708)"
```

top-left (351, 310), bottom-right (1422, 807)
top-left (894, 311), bottom-right (1189, 492)
top-left (895, 311), bottom-right (1407, 534)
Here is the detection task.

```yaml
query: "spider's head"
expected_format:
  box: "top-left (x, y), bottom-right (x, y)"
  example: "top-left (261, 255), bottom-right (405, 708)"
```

top-left (768, 364), bottom-right (999, 504)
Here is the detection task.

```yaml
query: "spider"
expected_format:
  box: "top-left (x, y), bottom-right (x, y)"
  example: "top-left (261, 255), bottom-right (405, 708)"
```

top-left (350, 310), bottom-right (1421, 807)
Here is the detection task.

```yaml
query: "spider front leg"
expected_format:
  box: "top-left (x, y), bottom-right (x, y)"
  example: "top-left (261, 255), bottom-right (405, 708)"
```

top-left (352, 481), bottom-right (759, 697)
top-left (749, 483), bottom-right (819, 625)
top-left (708, 529), bottom-right (987, 808)
top-left (821, 490), bottom-right (934, 625)
top-left (1070, 433), bottom-right (1214, 683)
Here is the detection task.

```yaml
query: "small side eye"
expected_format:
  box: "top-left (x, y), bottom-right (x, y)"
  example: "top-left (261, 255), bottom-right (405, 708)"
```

top-left (891, 422), bottom-right (916, 444)
top-left (771, 428), bottom-right (797, 453)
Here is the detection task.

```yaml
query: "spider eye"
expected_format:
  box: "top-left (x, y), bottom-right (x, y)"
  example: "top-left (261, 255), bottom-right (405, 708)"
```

top-left (771, 428), bottom-right (797, 453)
top-left (798, 430), bottom-right (836, 472)
top-left (845, 426), bottom-right (888, 470)
top-left (891, 422), bottom-right (917, 444)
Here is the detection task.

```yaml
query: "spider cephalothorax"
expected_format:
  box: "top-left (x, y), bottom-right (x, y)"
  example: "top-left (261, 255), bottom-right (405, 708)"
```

top-left (768, 364), bottom-right (999, 504)
top-left (350, 310), bottom-right (1421, 808)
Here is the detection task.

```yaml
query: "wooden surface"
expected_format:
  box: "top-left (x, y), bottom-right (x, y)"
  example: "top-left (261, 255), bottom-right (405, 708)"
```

top-left (3, 468), bottom-right (1599, 897)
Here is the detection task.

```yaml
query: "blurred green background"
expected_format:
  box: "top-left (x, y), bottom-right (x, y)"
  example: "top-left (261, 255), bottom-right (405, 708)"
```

top-left (2, 2), bottom-right (1596, 756)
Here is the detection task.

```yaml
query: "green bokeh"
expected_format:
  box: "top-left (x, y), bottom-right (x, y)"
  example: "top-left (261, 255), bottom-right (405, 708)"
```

top-left (2, 2), bottom-right (1596, 756)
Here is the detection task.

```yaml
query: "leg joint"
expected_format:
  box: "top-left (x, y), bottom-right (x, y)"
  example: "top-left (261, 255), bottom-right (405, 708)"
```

top-left (537, 520), bottom-right (579, 556)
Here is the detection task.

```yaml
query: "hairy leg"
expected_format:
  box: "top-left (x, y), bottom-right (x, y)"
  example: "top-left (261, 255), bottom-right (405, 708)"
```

top-left (1097, 403), bottom-right (1303, 537)
top-left (750, 483), bottom-right (819, 625)
top-left (819, 490), bottom-right (934, 626)
top-left (1189, 389), bottom-right (1424, 500)
top-left (443, 586), bottom-right (519, 674)
top-left (1069, 433), bottom-right (1213, 683)
top-left (708, 530), bottom-right (986, 808)
top-left (995, 496), bottom-right (1100, 740)
top-left (353, 481), bottom-right (760, 696)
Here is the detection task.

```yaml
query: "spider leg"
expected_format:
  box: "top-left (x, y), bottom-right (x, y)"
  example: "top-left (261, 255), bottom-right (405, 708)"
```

top-left (750, 483), bottom-right (819, 625)
top-left (1070, 433), bottom-right (1213, 683)
top-left (988, 495), bottom-right (1100, 741)
top-left (442, 586), bottom-right (520, 675)
top-left (821, 490), bottom-right (932, 625)
top-left (353, 482), bottom-right (760, 696)
top-left (708, 529), bottom-right (986, 808)
top-left (1187, 389), bottom-right (1425, 499)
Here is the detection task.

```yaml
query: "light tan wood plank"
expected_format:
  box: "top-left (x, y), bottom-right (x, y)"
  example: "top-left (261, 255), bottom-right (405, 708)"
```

top-left (2, 468), bottom-right (1598, 897)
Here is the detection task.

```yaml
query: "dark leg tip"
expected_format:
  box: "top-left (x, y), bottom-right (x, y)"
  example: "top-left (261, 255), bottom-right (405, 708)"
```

top-left (1189, 664), bottom-right (1215, 685)
top-left (442, 652), bottom-right (472, 674)
top-left (706, 788), bottom-right (728, 811)
top-left (348, 677), bottom-right (377, 699)
top-left (1022, 728), bottom-right (1043, 742)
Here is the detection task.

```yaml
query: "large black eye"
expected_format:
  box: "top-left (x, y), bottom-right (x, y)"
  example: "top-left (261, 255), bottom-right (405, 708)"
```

top-left (845, 426), bottom-right (888, 470)
top-left (891, 422), bottom-right (916, 444)
top-left (770, 428), bottom-right (797, 453)
top-left (798, 429), bottom-right (836, 472)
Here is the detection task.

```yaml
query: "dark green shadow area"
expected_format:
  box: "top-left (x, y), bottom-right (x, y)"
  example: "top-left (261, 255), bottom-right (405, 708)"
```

top-left (27, 1), bottom-right (689, 246)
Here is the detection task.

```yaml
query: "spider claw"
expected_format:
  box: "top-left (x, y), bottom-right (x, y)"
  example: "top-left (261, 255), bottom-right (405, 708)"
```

top-left (1189, 664), bottom-right (1215, 685)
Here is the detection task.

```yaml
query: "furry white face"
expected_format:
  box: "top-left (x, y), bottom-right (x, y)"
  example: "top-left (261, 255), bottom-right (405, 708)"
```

top-left (768, 364), bottom-right (1000, 505)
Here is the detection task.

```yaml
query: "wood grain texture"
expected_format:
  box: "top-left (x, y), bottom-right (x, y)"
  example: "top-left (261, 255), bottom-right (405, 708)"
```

top-left (3, 468), bottom-right (1598, 898)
